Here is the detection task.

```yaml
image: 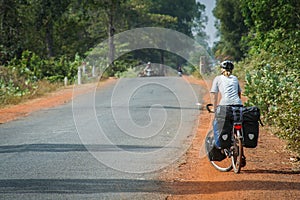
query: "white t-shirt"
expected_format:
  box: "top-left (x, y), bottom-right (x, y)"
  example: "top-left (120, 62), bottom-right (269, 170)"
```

top-left (210, 75), bottom-right (242, 105)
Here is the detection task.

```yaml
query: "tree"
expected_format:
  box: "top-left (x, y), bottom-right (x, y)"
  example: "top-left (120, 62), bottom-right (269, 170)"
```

top-left (150, 0), bottom-right (206, 35)
top-left (134, 0), bottom-right (208, 67)
top-left (213, 0), bottom-right (248, 61)
top-left (0, 0), bottom-right (209, 75)
top-left (240, 0), bottom-right (300, 56)
top-left (31, 0), bottom-right (71, 58)
top-left (0, 0), bottom-right (23, 64)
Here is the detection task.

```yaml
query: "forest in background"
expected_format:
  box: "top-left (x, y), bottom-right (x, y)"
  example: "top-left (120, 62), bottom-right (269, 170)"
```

top-left (0, 0), bottom-right (208, 101)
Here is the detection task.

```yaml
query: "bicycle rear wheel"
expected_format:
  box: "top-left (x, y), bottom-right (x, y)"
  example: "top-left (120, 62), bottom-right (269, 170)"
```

top-left (205, 130), bottom-right (232, 172)
top-left (231, 130), bottom-right (243, 173)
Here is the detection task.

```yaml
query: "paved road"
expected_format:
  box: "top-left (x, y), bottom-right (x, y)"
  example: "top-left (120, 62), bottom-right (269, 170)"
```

top-left (0, 77), bottom-right (203, 199)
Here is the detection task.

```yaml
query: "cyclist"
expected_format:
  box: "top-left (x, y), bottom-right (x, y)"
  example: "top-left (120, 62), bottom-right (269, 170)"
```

top-left (210, 60), bottom-right (246, 167)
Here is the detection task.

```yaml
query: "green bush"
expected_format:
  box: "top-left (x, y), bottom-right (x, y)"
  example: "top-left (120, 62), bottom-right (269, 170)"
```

top-left (0, 52), bottom-right (39, 103)
top-left (0, 51), bottom-right (81, 106)
top-left (243, 51), bottom-right (300, 153)
top-left (0, 64), bottom-right (37, 105)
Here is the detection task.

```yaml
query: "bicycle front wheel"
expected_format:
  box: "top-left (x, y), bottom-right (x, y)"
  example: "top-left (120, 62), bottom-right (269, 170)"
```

top-left (205, 130), bottom-right (232, 172)
top-left (231, 130), bottom-right (243, 174)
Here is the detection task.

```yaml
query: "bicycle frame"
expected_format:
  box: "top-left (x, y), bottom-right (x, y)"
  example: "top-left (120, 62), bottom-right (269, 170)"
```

top-left (233, 122), bottom-right (243, 140)
top-left (231, 122), bottom-right (244, 173)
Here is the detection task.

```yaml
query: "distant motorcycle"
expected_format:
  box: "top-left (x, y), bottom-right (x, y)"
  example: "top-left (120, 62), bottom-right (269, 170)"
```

top-left (178, 71), bottom-right (182, 77)
top-left (177, 65), bottom-right (183, 77)
top-left (137, 69), bottom-right (153, 77)
top-left (146, 69), bottom-right (152, 77)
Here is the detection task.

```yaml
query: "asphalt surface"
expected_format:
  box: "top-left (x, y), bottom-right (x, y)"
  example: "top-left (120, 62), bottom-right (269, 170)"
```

top-left (0, 76), bottom-right (203, 199)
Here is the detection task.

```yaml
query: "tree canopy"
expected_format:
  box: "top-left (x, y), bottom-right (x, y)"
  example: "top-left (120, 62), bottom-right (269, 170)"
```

top-left (213, 0), bottom-right (248, 61)
top-left (0, 0), bottom-right (209, 106)
top-left (0, 0), bottom-right (207, 64)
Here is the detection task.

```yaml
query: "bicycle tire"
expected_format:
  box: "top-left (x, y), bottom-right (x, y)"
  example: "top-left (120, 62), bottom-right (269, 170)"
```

top-left (205, 130), bottom-right (232, 172)
top-left (231, 130), bottom-right (243, 173)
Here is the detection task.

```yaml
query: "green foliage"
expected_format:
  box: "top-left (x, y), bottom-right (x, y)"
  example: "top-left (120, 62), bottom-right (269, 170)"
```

top-left (240, 0), bottom-right (300, 56)
top-left (115, 67), bottom-right (139, 78)
top-left (243, 51), bottom-right (300, 153)
top-left (0, 0), bottom-right (24, 64)
top-left (0, 52), bottom-right (38, 104)
top-left (8, 51), bottom-right (79, 82)
top-left (0, 71), bottom-right (60, 106)
top-left (213, 0), bottom-right (248, 61)
top-left (0, 65), bottom-right (35, 99)
top-left (0, 50), bottom-right (81, 105)
top-left (241, 0), bottom-right (299, 33)
top-left (227, 0), bottom-right (300, 154)
top-left (1, 0), bottom-right (209, 79)
top-left (149, 0), bottom-right (207, 37)
top-left (230, 62), bottom-right (246, 82)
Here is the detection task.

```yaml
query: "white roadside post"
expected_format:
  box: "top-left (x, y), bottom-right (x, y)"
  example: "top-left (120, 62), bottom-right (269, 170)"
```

top-left (92, 65), bottom-right (96, 77)
top-left (78, 67), bottom-right (81, 85)
top-left (82, 62), bottom-right (86, 75)
top-left (64, 77), bottom-right (68, 86)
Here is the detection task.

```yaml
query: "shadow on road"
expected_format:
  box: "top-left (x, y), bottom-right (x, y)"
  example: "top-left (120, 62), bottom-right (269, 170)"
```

top-left (138, 105), bottom-right (198, 110)
top-left (243, 169), bottom-right (300, 175)
top-left (0, 143), bottom-right (167, 153)
top-left (0, 179), bottom-right (299, 194)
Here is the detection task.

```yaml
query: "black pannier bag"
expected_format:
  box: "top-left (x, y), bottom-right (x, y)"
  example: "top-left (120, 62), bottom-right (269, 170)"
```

top-left (213, 118), bottom-right (232, 148)
top-left (242, 106), bottom-right (260, 148)
top-left (206, 130), bottom-right (226, 161)
top-left (208, 145), bottom-right (226, 161)
top-left (213, 105), bottom-right (234, 148)
top-left (243, 106), bottom-right (260, 121)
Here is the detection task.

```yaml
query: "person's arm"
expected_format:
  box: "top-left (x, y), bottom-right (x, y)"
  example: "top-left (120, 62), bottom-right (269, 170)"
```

top-left (210, 92), bottom-right (218, 111)
top-left (210, 76), bottom-right (219, 110)
top-left (237, 79), bottom-right (242, 99)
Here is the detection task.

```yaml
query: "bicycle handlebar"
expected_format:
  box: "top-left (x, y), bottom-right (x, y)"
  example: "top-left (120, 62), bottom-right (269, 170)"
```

top-left (206, 104), bottom-right (215, 113)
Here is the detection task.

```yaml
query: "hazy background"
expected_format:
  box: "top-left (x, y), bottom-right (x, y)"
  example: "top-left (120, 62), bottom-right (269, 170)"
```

top-left (198, 0), bottom-right (218, 47)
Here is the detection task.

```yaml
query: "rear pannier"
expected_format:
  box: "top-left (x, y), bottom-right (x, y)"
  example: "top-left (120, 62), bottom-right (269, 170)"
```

top-left (242, 106), bottom-right (261, 148)
top-left (213, 105), bottom-right (235, 148)
top-left (213, 118), bottom-right (232, 148)
top-left (206, 130), bottom-right (226, 161)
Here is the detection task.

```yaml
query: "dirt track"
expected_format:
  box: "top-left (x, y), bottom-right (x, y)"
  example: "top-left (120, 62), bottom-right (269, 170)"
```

top-left (0, 76), bottom-right (299, 199)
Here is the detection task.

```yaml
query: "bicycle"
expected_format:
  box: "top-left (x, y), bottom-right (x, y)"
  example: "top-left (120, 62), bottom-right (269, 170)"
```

top-left (205, 104), bottom-right (244, 174)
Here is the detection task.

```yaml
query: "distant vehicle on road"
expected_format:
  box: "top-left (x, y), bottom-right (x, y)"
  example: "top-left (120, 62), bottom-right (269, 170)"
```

top-left (138, 62), bottom-right (154, 77)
